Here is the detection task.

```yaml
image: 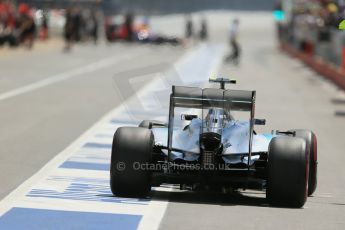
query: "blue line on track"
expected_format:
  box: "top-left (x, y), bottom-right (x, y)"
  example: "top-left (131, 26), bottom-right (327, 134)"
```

top-left (0, 208), bottom-right (141, 230)
top-left (83, 143), bottom-right (112, 149)
top-left (26, 176), bottom-right (149, 205)
top-left (60, 161), bottom-right (109, 171)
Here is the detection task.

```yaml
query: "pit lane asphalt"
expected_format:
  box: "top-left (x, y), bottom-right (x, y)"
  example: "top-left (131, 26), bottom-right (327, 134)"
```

top-left (0, 40), bottom-right (185, 199)
top-left (1, 11), bottom-right (345, 230)
top-left (158, 12), bottom-right (345, 230)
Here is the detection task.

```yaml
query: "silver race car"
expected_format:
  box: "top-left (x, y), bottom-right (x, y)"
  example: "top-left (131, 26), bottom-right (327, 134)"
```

top-left (110, 78), bottom-right (318, 208)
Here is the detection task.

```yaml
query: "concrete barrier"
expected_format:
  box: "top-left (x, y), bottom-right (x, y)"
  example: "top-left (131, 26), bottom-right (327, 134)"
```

top-left (280, 42), bottom-right (345, 91)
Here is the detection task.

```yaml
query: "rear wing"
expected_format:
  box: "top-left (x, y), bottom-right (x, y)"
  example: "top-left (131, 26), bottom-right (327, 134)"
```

top-left (168, 86), bottom-right (256, 167)
top-left (171, 86), bottom-right (254, 111)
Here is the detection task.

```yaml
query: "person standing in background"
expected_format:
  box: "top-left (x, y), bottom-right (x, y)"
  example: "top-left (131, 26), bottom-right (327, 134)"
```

top-left (124, 12), bottom-right (134, 42)
top-left (185, 14), bottom-right (194, 39)
top-left (39, 10), bottom-right (49, 40)
top-left (17, 3), bottom-right (36, 49)
top-left (63, 7), bottom-right (74, 52)
top-left (199, 16), bottom-right (208, 40)
top-left (90, 11), bottom-right (98, 44)
top-left (225, 19), bottom-right (241, 65)
top-left (72, 7), bottom-right (82, 42)
top-left (0, 0), bottom-right (18, 47)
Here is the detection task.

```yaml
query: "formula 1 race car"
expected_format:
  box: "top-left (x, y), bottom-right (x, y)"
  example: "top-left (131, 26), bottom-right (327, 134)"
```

top-left (105, 16), bottom-right (182, 45)
top-left (110, 78), bottom-right (318, 208)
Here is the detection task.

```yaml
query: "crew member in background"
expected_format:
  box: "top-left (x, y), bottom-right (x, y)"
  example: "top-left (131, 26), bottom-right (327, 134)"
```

top-left (63, 7), bottom-right (74, 52)
top-left (18, 3), bottom-right (36, 49)
top-left (225, 19), bottom-right (241, 65)
top-left (39, 10), bottom-right (49, 40)
top-left (0, 1), bottom-right (17, 47)
top-left (199, 16), bottom-right (208, 40)
top-left (90, 11), bottom-right (98, 44)
top-left (185, 15), bottom-right (194, 39)
top-left (124, 12), bottom-right (134, 42)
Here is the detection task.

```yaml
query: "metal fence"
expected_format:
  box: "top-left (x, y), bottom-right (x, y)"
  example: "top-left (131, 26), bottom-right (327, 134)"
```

top-left (280, 24), bottom-right (345, 69)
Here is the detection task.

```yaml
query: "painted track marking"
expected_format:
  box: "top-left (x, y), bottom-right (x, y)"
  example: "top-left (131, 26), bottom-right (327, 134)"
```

top-left (0, 43), bottom-right (225, 230)
top-left (0, 48), bottom-right (148, 102)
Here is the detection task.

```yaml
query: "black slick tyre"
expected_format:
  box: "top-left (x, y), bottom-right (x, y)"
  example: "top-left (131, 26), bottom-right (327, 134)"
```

top-left (267, 136), bottom-right (309, 208)
top-left (289, 129), bottom-right (318, 196)
top-left (110, 127), bottom-right (154, 198)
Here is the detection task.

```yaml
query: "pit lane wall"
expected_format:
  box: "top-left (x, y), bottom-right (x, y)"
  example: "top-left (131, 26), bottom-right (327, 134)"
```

top-left (278, 24), bottom-right (345, 91)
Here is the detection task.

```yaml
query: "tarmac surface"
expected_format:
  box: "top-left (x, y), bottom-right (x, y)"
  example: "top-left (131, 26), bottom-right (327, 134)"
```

top-left (0, 39), bottom-right (185, 199)
top-left (159, 13), bottom-right (345, 230)
top-left (0, 11), bottom-right (345, 229)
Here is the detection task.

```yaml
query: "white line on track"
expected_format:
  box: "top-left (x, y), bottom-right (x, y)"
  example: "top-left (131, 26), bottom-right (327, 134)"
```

top-left (0, 49), bottom-right (147, 102)
top-left (136, 43), bottom-right (225, 230)
top-left (0, 103), bottom-right (124, 216)
top-left (0, 43), bottom-right (225, 230)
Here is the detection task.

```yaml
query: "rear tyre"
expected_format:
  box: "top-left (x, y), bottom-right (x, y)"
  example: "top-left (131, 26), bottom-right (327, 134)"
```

top-left (267, 136), bottom-right (309, 208)
top-left (290, 129), bottom-right (318, 196)
top-left (110, 127), bottom-right (154, 198)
